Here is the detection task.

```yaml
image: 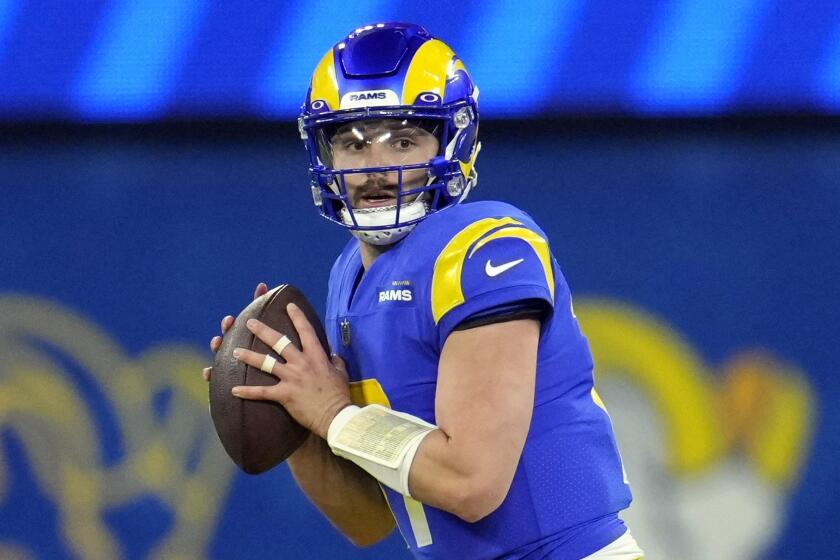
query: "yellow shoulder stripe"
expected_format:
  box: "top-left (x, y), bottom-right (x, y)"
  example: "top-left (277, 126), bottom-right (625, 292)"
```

top-left (468, 226), bottom-right (554, 301)
top-left (309, 49), bottom-right (340, 111)
top-left (431, 218), bottom-right (554, 324)
top-left (431, 217), bottom-right (520, 323)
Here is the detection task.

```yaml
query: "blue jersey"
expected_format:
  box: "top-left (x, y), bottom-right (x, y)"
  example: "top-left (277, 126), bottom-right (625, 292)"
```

top-left (325, 201), bottom-right (632, 559)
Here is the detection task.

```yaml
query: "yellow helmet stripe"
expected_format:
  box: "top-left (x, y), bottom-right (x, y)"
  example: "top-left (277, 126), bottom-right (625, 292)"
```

top-left (431, 217), bottom-right (521, 323)
top-left (309, 49), bottom-right (340, 111)
top-left (458, 136), bottom-right (479, 181)
top-left (402, 39), bottom-right (458, 105)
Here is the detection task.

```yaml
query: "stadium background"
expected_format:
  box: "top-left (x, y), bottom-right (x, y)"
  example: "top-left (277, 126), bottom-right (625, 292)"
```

top-left (1, 1), bottom-right (838, 558)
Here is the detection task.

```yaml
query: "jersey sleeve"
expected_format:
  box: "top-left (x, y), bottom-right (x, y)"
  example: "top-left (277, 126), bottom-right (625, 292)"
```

top-left (430, 218), bottom-right (556, 346)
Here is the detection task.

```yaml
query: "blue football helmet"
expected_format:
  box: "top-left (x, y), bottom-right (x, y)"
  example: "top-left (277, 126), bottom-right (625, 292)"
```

top-left (299, 23), bottom-right (480, 245)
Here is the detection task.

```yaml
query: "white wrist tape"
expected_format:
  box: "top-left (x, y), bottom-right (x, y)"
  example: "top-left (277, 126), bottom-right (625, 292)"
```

top-left (327, 404), bottom-right (435, 497)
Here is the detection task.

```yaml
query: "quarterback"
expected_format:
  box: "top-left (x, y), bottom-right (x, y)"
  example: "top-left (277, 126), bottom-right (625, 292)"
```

top-left (206, 23), bottom-right (643, 560)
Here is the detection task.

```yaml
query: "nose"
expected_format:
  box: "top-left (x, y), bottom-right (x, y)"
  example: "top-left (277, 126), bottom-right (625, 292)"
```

top-left (364, 167), bottom-right (388, 179)
top-left (361, 172), bottom-right (396, 190)
top-left (361, 140), bottom-right (400, 168)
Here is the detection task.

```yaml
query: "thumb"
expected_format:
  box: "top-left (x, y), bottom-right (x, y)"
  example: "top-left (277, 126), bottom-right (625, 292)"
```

top-left (254, 282), bottom-right (269, 300)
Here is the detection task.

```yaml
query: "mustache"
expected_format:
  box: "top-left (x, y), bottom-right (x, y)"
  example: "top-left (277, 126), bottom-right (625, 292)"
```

top-left (343, 172), bottom-right (428, 206)
top-left (352, 178), bottom-right (397, 202)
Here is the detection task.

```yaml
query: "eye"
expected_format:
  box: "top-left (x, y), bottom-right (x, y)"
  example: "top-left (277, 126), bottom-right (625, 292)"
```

top-left (393, 137), bottom-right (415, 150)
top-left (344, 140), bottom-right (368, 152)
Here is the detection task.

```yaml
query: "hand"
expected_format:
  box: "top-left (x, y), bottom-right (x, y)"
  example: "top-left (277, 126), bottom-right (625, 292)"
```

top-left (230, 302), bottom-right (352, 440)
top-left (202, 282), bottom-right (269, 382)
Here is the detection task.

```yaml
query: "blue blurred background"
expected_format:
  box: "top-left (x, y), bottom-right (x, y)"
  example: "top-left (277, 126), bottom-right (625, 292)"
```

top-left (1, 1), bottom-right (839, 559)
top-left (2, 0), bottom-right (840, 119)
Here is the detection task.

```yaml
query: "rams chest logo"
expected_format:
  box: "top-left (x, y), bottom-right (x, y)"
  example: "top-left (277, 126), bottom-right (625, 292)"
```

top-left (378, 281), bottom-right (414, 303)
top-left (378, 288), bottom-right (413, 302)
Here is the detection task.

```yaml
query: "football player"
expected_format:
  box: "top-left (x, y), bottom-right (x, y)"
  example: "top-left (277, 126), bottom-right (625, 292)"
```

top-left (206, 22), bottom-right (644, 560)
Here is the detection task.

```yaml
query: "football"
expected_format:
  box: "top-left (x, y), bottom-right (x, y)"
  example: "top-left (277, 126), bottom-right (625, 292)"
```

top-left (210, 284), bottom-right (329, 474)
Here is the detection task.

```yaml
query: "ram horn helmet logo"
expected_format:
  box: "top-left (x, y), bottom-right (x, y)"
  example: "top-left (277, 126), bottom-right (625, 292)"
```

top-left (340, 89), bottom-right (399, 109)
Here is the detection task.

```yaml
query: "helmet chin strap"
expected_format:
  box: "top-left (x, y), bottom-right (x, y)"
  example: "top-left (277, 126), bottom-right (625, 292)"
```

top-left (339, 196), bottom-right (430, 246)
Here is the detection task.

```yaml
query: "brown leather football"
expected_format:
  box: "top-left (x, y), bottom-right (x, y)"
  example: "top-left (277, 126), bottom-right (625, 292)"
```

top-left (210, 284), bottom-right (329, 474)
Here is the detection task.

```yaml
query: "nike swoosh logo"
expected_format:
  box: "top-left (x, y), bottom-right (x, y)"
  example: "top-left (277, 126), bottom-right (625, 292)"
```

top-left (485, 258), bottom-right (525, 277)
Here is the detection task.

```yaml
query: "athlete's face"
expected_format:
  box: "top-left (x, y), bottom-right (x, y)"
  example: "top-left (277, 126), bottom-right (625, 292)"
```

top-left (329, 119), bottom-right (440, 209)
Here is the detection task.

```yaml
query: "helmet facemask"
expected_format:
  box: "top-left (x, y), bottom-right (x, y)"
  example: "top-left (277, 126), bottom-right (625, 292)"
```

top-left (304, 111), bottom-right (473, 245)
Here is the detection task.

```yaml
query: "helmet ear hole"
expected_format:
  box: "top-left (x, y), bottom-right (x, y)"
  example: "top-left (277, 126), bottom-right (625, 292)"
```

top-left (453, 124), bottom-right (477, 165)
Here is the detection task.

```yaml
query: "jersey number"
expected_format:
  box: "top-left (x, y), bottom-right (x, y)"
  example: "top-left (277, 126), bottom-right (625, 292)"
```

top-left (592, 386), bottom-right (630, 485)
top-left (349, 379), bottom-right (433, 547)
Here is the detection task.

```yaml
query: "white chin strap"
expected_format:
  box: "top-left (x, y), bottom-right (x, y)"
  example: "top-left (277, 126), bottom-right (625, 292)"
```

top-left (339, 197), bottom-right (429, 246)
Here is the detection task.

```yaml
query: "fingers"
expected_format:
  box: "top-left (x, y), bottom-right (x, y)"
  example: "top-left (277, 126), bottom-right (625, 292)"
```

top-left (211, 316), bottom-right (234, 352)
top-left (330, 354), bottom-right (347, 372)
top-left (233, 347), bottom-right (283, 377)
top-left (330, 354), bottom-right (349, 382)
top-left (202, 367), bottom-right (212, 382)
top-left (209, 285), bottom-right (268, 366)
top-left (272, 335), bottom-right (293, 356)
top-left (231, 384), bottom-right (279, 401)
top-left (245, 318), bottom-right (304, 362)
top-left (286, 303), bottom-right (322, 357)
top-left (254, 282), bottom-right (269, 300)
